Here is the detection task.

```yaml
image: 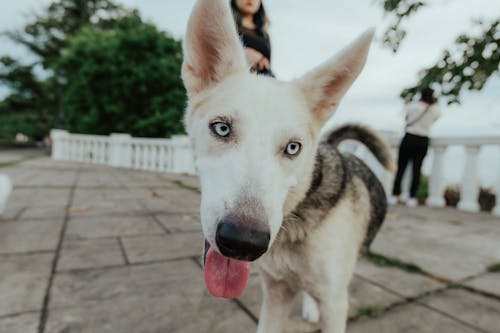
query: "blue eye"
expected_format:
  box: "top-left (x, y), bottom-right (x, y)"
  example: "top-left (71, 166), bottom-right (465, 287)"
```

top-left (211, 122), bottom-right (231, 137)
top-left (285, 142), bottom-right (301, 156)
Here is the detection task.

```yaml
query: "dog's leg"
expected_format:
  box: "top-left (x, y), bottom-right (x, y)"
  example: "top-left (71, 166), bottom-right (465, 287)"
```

top-left (257, 276), bottom-right (296, 333)
top-left (319, 290), bottom-right (349, 333)
top-left (301, 292), bottom-right (320, 323)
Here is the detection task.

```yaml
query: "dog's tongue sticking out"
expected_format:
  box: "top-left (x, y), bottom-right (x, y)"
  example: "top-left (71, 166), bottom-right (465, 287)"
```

top-left (204, 245), bottom-right (250, 299)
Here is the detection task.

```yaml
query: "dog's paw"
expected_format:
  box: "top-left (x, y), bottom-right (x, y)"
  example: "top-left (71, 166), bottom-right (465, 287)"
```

top-left (301, 292), bottom-right (320, 323)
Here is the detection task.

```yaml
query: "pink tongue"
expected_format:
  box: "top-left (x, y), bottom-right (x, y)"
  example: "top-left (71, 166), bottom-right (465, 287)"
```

top-left (204, 246), bottom-right (250, 298)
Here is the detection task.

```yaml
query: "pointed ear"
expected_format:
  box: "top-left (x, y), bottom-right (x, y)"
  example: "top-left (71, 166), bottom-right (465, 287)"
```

top-left (182, 0), bottom-right (248, 98)
top-left (294, 29), bottom-right (375, 125)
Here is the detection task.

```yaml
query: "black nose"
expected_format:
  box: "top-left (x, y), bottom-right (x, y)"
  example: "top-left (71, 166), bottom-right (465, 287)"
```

top-left (215, 219), bottom-right (270, 261)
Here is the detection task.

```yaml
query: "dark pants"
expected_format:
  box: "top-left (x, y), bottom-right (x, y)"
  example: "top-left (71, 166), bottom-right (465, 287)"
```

top-left (392, 133), bottom-right (429, 198)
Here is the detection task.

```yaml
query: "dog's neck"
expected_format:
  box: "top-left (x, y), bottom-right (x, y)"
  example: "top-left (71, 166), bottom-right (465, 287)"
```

top-left (277, 144), bottom-right (346, 245)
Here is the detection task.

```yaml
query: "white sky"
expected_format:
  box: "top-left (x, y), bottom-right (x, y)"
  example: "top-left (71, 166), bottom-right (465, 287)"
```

top-left (1, 0), bottom-right (500, 135)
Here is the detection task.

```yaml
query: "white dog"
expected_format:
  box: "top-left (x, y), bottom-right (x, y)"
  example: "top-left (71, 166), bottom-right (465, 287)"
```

top-left (182, 1), bottom-right (393, 332)
top-left (0, 174), bottom-right (13, 215)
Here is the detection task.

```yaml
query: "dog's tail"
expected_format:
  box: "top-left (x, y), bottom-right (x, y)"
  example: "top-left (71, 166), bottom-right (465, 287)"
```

top-left (323, 124), bottom-right (395, 171)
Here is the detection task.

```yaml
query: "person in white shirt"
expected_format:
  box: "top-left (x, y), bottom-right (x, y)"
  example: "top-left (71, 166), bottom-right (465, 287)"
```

top-left (390, 87), bottom-right (441, 207)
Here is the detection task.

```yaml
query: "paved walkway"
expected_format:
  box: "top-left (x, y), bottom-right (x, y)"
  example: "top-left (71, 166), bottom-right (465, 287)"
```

top-left (0, 153), bottom-right (499, 333)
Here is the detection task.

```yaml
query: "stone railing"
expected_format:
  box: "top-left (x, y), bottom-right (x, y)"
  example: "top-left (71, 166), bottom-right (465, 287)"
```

top-left (51, 129), bottom-right (500, 215)
top-left (353, 131), bottom-right (500, 216)
top-left (50, 129), bottom-right (195, 174)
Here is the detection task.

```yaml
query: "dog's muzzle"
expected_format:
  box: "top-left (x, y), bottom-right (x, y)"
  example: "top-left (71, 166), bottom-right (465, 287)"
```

top-left (215, 218), bottom-right (270, 261)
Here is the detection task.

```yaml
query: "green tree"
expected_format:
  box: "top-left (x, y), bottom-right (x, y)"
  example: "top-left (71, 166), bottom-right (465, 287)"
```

top-left (5, 0), bottom-right (129, 69)
top-left (0, 0), bottom-right (130, 140)
top-left (379, 0), bottom-right (500, 104)
top-left (0, 57), bottom-right (57, 140)
top-left (57, 14), bottom-right (186, 137)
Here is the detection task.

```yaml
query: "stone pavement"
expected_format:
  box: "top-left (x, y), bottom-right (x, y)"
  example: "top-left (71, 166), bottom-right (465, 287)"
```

top-left (0, 153), bottom-right (499, 333)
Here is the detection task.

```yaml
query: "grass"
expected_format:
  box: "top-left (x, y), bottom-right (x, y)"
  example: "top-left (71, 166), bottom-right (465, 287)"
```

top-left (172, 179), bottom-right (200, 193)
top-left (366, 251), bottom-right (426, 275)
top-left (0, 160), bottom-right (22, 169)
top-left (487, 263), bottom-right (500, 273)
top-left (355, 306), bottom-right (386, 319)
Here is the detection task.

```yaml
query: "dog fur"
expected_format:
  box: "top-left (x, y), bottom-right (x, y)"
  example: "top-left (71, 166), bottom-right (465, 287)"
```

top-left (181, 1), bottom-right (393, 332)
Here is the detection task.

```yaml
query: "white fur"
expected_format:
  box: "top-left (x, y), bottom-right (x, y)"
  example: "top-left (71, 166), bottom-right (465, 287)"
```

top-left (182, 1), bottom-right (374, 332)
top-left (302, 292), bottom-right (320, 323)
top-left (0, 174), bottom-right (12, 215)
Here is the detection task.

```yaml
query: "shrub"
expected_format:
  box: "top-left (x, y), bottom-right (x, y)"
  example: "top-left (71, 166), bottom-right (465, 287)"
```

top-left (444, 186), bottom-right (460, 207)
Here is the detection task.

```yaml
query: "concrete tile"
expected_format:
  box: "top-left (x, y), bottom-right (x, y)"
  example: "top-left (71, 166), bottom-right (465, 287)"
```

top-left (142, 188), bottom-right (200, 214)
top-left (347, 303), bottom-right (481, 333)
top-left (355, 259), bottom-right (445, 298)
top-left (238, 274), bottom-right (262, 317)
top-left (162, 173), bottom-right (200, 190)
top-left (0, 312), bottom-right (39, 333)
top-left (156, 213), bottom-right (201, 233)
top-left (58, 238), bottom-right (126, 271)
top-left (65, 216), bottom-right (165, 240)
top-left (0, 204), bottom-right (25, 221)
top-left (47, 260), bottom-right (256, 332)
top-left (46, 295), bottom-right (255, 333)
top-left (464, 273), bottom-right (500, 298)
top-left (72, 189), bottom-right (139, 205)
top-left (50, 260), bottom-right (197, 309)
top-left (0, 253), bottom-right (53, 316)
top-left (76, 172), bottom-right (123, 188)
top-left (420, 288), bottom-right (500, 333)
top-left (348, 276), bottom-right (403, 318)
top-left (371, 210), bottom-right (498, 281)
top-left (21, 171), bottom-right (76, 187)
top-left (19, 205), bottom-right (67, 220)
top-left (121, 233), bottom-right (203, 263)
top-left (0, 220), bottom-right (63, 254)
top-left (9, 189), bottom-right (70, 206)
top-left (68, 199), bottom-right (146, 218)
top-left (237, 273), bottom-right (405, 322)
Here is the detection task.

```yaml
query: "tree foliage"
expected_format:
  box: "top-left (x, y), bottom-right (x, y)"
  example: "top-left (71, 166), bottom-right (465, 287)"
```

top-left (380, 0), bottom-right (425, 53)
top-left (0, 0), bottom-right (186, 140)
top-left (0, 57), bottom-right (56, 140)
top-left (5, 0), bottom-right (129, 69)
top-left (57, 14), bottom-right (186, 137)
top-left (379, 0), bottom-right (500, 104)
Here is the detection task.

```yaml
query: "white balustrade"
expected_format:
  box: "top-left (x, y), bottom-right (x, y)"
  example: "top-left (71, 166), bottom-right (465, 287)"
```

top-left (50, 129), bottom-right (195, 175)
top-left (379, 131), bottom-right (500, 216)
top-left (51, 128), bottom-right (500, 215)
top-left (426, 145), bottom-right (447, 207)
top-left (495, 148), bottom-right (500, 217)
top-left (457, 145), bottom-right (481, 212)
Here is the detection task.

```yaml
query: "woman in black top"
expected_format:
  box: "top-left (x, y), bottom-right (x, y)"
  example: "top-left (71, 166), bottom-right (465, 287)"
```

top-left (230, 0), bottom-right (274, 76)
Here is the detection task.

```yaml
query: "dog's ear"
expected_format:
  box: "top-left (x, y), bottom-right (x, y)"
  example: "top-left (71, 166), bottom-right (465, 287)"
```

top-left (294, 30), bottom-right (375, 125)
top-left (182, 0), bottom-right (248, 98)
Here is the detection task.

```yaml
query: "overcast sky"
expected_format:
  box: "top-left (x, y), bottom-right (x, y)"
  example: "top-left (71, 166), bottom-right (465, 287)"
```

top-left (1, 0), bottom-right (500, 135)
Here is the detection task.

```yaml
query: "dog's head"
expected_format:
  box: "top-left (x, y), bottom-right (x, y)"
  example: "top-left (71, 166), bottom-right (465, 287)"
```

top-left (182, 0), bottom-right (373, 298)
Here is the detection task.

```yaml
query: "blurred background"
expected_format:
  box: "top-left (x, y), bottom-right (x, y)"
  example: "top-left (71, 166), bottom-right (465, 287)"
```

top-left (1, 0), bottom-right (499, 189)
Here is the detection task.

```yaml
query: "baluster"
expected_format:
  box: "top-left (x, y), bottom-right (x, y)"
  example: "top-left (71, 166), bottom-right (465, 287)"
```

top-left (133, 144), bottom-right (140, 169)
top-left (457, 145), bottom-right (480, 212)
top-left (494, 147), bottom-right (500, 216)
top-left (100, 141), bottom-right (105, 164)
top-left (150, 145), bottom-right (158, 171)
top-left (143, 144), bottom-right (149, 171)
top-left (427, 145), bottom-right (447, 207)
top-left (78, 139), bottom-right (84, 162)
top-left (158, 145), bottom-right (166, 172)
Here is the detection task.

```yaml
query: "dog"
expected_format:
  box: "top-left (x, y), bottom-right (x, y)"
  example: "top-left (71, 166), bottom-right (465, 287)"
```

top-left (181, 1), bottom-right (394, 332)
top-left (0, 174), bottom-right (13, 215)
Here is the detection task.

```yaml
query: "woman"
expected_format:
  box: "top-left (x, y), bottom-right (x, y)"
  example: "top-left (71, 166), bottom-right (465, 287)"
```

top-left (230, 0), bottom-right (274, 76)
top-left (390, 87), bottom-right (441, 207)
